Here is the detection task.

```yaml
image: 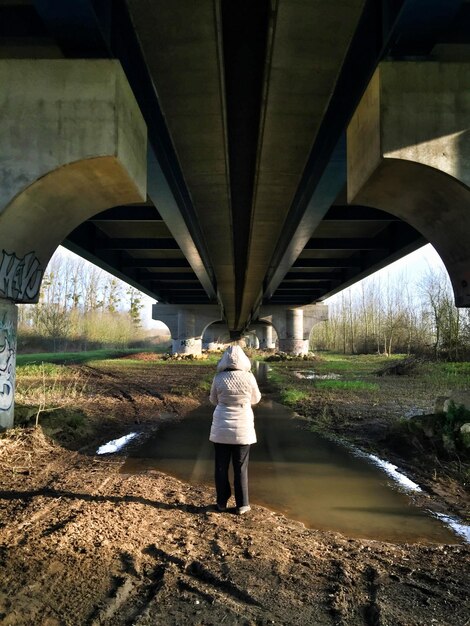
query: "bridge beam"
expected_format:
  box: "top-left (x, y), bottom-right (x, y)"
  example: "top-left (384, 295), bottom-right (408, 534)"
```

top-left (348, 61), bottom-right (470, 306)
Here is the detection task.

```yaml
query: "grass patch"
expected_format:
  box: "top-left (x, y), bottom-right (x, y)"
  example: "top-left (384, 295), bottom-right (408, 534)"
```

top-left (316, 352), bottom-right (408, 375)
top-left (420, 361), bottom-right (470, 389)
top-left (267, 367), bottom-right (288, 386)
top-left (16, 362), bottom-right (65, 377)
top-left (280, 388), bottom-right (309, 405)
top-left (314, 380), bottom-right (379, 391)
top-left (16, 349), bottom-right (158, 366)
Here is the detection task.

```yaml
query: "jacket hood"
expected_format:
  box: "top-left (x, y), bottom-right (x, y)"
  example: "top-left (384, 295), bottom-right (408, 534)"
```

top-left (216, 345), bottom-right (252, 372)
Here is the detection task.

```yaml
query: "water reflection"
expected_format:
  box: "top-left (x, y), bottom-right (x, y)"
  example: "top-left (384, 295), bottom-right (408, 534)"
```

top-left (121, 397), bottom-right (462, 544)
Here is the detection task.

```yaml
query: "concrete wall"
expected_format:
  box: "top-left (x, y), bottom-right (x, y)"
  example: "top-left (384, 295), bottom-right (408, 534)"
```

top-left (259, 303), bottom-right (328, 354)
top-left (152, 304), bottom-right (223, 354)
top-left (348, 61), bottom-right (470, 306)
top-left (0, 59), bottom-right (147, 303)
top-left (0, 300), bottom-right (17, 430)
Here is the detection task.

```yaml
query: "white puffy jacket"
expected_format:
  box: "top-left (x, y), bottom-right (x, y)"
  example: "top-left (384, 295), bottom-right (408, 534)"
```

top-left (209, 346), bottom-right (262, 445)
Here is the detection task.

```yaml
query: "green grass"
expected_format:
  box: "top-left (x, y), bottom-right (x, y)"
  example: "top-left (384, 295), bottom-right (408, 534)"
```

top-left (267, 367), bottom-right (287, 385)
top-left (16, 348), bottom-right (156, 366)
top-left (280, 388), bottom-right (309, 405)
top-left (314, 379), bottom-right (379, 391)
top-left (16, 362), bottom-right (65, 376)
top-left (315, 352), bottom-right (407, 375)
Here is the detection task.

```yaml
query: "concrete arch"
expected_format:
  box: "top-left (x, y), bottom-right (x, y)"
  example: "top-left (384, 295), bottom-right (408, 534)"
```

top-left (202, 321), bottom-right (230, 350)
top-left (248, 321), bottom-right (277, 350)
top-left (0, 59), bottom-right (147, 430)
top-left (0, 157), bottom-right (145, 303)
top-left (0, 58), bottom-right (147, 304)
top-left (352, 158), bottom-right (470, 307)
top-left (152, 304), bottom-right (223, 355)
top-left (256, 316), bottom-right (280, 344)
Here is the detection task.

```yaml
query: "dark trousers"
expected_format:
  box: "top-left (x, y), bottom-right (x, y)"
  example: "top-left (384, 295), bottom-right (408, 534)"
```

top-left (213, 443), bottom-right (251, 508)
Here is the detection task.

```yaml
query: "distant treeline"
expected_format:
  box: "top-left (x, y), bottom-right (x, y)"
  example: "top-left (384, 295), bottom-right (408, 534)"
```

top-left (17, 251), bottom-right (170, 353)
top-left (311, 268), bottom-right (470, 360)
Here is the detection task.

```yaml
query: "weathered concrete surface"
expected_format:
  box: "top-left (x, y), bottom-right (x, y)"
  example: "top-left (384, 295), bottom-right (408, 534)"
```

top-left (348, 62), bottom-right (470, 306)
top-left (0, 299), bottom-right (17, 430)
top-left (127, 1), bottom-right (366, 329)
top-left (260, 304), bottom-right (328, 354)
top-left (152, 304), bottom-right (223, 355)
top-left (0, 60), bottom-right (147, 302)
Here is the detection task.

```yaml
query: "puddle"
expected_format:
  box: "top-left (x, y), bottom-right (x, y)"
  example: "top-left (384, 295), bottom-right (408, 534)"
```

top-left (96, 432), bottom-right (139, 455)
top-left (347, 447), bottom-right (422, 492)
top-left (294, 370), bottom-right (341, 380)
top-left (431, 512), bottom-right (470, 543)
top-left (119, 399), bottom-right (467, 544)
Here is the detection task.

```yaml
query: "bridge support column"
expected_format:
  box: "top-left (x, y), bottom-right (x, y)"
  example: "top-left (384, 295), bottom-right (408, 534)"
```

top-left (202, 322), bottom-right (230, 350)
top-left (152, 304), bottom-right (222, 355)
top-left (279, 309), bottom-right (305, 354)
top-left (348, 61), bottom-right (470, 306)
top-left (0, 299), bottom-right (17, 431)
top-left (259, 304), bottom-right (328, 355)
top-left (257, 325), bottom-right (274, 349)
top-left (173, 311), bottom-right (201, 355)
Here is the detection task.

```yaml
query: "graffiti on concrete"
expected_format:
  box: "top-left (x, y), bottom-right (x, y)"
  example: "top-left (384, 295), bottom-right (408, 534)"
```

top-left (0, 313), bottom-right (15, 411)
top-left (180, 338), bottom-right (196, 347)
top-left (0, 250), bottom-right (43, 301)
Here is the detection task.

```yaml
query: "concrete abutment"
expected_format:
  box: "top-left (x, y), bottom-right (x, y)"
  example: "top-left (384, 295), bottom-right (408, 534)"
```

top-left (0, 299), bottom-right (17, 430)
top-left (0, 59), bottom-right (147, 429)
top-left (0, 59), bottom-right (147, 304)
top-left (153, 304), bottom-right (223, 355)
top-left (259, 304), bottom-right (328, 355)
top-left (348, 61), bottom-right (470, 307)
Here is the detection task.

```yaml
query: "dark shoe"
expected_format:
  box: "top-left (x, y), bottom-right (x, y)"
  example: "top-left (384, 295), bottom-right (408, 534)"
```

top-left (236, 505), bottom-right (251, 515)
top-left (216, 503), bottom-right (227, 512)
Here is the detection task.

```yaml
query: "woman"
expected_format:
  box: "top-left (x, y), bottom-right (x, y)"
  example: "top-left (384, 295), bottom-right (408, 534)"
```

top-left (209, 345), bottom-right (261, 515)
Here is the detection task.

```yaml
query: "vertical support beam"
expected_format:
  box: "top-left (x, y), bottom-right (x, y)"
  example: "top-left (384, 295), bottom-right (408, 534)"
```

top-left (259, 303), bottom-right (328, 354)
top-left (303, 304), bottom-right (329, 351)
top-left (279, 308), bottom-right (306, 354)
top-left (152, 304), bottom-right (222, 356)
top-left (258, 325), bottom-right (274, 349)
top-left (173, 310), bottom-right (201, 355)
top-left (0, 299), bottom-right (17, 430)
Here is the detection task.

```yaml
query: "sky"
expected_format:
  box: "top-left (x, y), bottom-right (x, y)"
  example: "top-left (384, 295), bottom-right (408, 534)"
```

top-left (323, 243), bottom-right (446, 306)
top-left (56, 243), bottom-right (447, 328)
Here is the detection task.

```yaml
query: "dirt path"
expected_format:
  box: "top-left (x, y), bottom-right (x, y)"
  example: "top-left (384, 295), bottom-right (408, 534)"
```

top-left (1, 361), bottom-right (469, 625)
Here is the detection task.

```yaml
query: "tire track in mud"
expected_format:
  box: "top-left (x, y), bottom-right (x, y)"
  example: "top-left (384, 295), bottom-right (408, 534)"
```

top-left (78, 365), bottom-right (166, 403)
top-left (87, 542), bottom-right (266, 626)
top-left (328, 559), bottom-right (383, 626)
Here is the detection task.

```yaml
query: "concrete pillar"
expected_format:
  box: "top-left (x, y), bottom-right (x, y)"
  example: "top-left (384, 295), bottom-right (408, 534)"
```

top-left (279, 309), bottom-right (306, 354)
top-left (303, 304), bottom-right (329, 351)
top-left (153, 304), bottom-right (222, 355)
top-left (258, 325), bottom-right (274, 349)
top-left (245, 332), bottom-right (259, 349)
top-left (348, 61), bottom-right (470, 307)
top-left (0, 299), bottom-right (17, 430)
top-left (202, 322), bottom-right (230, 350)
top-left (172, 310), bottom-right (201, 355)
top-left (0, 60), bottom-right (147, 303)
top-left (259, 303), bottom-right (328, 354)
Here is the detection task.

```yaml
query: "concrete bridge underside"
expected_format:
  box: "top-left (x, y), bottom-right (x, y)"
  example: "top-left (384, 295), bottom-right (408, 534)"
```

top-left (1, 1), bottom-right (470, 427)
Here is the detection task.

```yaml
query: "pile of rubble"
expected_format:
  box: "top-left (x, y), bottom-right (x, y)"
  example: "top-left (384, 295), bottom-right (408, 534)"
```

top-left (264, 351), bottom-right (317, 362)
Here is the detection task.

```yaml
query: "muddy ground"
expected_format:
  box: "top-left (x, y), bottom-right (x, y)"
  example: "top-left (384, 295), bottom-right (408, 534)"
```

top-left (0, 358), bottom-right (469, 625)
